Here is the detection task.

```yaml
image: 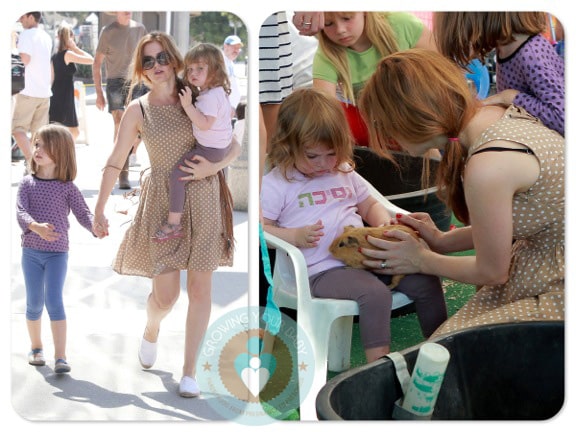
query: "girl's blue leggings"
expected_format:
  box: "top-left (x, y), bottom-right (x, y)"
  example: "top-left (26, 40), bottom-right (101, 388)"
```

top-left (22, 248), bottom-right (68, 321)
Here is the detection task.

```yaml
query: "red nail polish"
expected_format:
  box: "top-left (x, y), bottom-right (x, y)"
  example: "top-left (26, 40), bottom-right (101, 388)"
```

top-left (396, 213), bottom-right (403, 219)
top-left (358, 247), bottom-right (362, 253)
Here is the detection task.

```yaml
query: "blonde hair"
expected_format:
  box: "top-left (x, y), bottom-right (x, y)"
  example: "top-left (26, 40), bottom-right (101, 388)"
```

top-left (183, 42), bottom-right (231, 100)
top-left (359, 49), bottom-right (478, 223)
top-left (30, 124), bottom-right (77, 182)
top-left (268, 87), bottom-right (355, 180)
top-left (317, 12), bottom-right (399, 105)
top-left (127, 31), bottom-right (185, 100)
top-left (433, 12), bottom-right (547, 66)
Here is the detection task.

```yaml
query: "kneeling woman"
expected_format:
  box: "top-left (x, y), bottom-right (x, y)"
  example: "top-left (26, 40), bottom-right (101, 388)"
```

top-left (358, 49), bottom-right (564, 336)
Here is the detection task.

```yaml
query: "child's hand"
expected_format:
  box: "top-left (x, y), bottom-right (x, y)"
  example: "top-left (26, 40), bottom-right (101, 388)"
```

top-left (178, 86), bottom-right (193, 108)
top-left (295, 219), bottom-right (324, 248)
top-left (92, 214), bottom-right (109, 238)
top-left (32, 222), bottom-right (60, 242)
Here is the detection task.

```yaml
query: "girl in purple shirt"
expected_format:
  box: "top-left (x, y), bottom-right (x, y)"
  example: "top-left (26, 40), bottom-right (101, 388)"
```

top-left (16, 124), bottom-right (102, 373)
top-left (434, 12), bottom-right (564, 136)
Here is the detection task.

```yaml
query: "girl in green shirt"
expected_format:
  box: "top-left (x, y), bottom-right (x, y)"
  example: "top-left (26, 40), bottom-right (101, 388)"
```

top-left (313, 12), bottom-right (435, 147)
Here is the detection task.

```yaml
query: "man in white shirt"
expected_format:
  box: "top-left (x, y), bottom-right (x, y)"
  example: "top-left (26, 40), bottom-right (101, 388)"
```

top-left (12, 12), bottom-right (52, 161)
top-left (222, 35), bottom-right (243, 116)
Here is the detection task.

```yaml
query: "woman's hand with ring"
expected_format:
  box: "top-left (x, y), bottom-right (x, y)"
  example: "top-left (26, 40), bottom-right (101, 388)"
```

top-left (92, 214), bottom-right (109, 238)
top-left (361, 228), bottom-right (428, 274)
top-left (179, 154), bottom-right (217, 181)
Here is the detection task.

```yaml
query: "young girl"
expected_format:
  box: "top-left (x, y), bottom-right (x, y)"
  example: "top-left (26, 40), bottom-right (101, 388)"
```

top-left (433, 12), bottom-right (564, 136)
top-left (16, 124), bottom-right (102, 373)
top-left (260, 88), bottom-right (447, 362)
top-left (313, 11), bottom-right (435, 147)
top-left (153, 43), bottom-right (233, 241)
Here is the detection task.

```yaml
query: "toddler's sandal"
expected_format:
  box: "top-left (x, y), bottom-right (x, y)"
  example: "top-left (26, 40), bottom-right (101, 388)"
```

top-left (152, 223), bottom-right (184, 242)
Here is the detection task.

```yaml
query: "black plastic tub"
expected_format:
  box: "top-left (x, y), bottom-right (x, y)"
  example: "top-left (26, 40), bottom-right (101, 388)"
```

top-left (317, 321), bottom-right (564, 420)
top-left (354, 147), bottom-right (452, 231)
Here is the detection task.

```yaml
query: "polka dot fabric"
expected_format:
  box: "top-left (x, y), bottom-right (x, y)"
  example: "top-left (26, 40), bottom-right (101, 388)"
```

top-left (112, 97), bottom-right (233, 278)
top-left (497, 34), bottom-right (564, 136)
top-left (433, 105), bottom-right (564, 337)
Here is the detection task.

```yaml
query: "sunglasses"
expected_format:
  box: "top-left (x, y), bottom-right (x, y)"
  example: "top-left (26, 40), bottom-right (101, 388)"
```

top-left (142, 51), bottom-right (171, 70)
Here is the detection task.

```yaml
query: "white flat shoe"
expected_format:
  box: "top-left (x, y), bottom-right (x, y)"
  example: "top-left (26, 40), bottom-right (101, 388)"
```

top-left (138, 337), bottom-right (157, 369)
top-left (179, 376), bottom-right (200, 398)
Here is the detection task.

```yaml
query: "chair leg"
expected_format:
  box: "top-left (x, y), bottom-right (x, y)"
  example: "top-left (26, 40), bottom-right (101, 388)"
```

top-left (297, 319), bottom-right (331, 420)
top-left (327, 316), bottom-right (354, 372)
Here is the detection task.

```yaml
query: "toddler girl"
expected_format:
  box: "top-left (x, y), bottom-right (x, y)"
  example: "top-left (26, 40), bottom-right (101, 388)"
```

top-left (153, 43), bottom-right (233, 241)
top-left (261, 88), bottom-right (447, 362)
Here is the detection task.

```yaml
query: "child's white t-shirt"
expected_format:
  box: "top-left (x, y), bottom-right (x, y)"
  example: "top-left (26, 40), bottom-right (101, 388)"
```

top-left (261, 165), bottom-right (371, 276)
top-left (193, 86), bottom-right (232, 149)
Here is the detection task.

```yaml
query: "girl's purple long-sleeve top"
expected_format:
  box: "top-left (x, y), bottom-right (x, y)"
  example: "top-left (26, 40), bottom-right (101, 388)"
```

top-left (16, 175), bottom-right (95, 252)
top-left (497, 34), bottom-right (565, 136)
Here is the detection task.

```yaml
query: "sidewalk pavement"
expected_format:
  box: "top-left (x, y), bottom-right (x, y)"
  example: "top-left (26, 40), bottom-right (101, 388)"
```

top-left (8, 102), bottom-right (250, 424)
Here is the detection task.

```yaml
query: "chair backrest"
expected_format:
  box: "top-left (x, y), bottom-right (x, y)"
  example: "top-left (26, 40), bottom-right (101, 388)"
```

top-left (359, 174), bottom-right (410, 216)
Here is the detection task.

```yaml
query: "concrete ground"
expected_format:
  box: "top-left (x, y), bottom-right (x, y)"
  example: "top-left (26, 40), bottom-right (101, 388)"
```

top-left (5, 100), bottom-right (251, 427)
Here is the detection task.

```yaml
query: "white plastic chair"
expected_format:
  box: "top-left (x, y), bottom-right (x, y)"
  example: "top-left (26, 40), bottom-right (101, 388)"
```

top-left (263, 175), bottom-right (414, 420)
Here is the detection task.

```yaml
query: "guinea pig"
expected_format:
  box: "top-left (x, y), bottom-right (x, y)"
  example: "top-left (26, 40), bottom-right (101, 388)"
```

top-left (329, 224), bottom-right (419, 289)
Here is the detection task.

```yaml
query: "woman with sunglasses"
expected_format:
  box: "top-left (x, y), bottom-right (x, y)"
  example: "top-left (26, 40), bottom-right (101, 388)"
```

top-left (92, 31), bottom-right (239, 398)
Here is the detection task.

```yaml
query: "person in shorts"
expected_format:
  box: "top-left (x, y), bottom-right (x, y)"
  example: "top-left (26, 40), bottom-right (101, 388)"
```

top-left (92, 12), bottom-right (147, 189)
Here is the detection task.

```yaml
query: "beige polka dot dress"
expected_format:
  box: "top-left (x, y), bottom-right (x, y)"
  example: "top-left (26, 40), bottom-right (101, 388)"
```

top-left (112, 96), bottom-right (233, 278)
top-left (433, 105), bottom-right (564, 337)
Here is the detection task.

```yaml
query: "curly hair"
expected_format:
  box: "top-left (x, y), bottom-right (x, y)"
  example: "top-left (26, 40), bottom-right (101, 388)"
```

top-left (268, 87), bottom-right (355, 180)
top-left (183, 43), bottom-right (231, 100)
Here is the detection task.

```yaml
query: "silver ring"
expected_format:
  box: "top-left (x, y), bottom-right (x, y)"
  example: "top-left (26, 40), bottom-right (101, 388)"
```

top-left (380, 261), bottom-right (387, 269)
top-left (190, 172), bottom-right (195, 179)
top-left (302, 21), bottom-right (312, 26)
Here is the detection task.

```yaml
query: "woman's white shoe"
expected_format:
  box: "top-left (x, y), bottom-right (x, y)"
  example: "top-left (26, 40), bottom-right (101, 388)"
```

top-left (179, 376), bottom-right (200, 398)
top-left (138, 337), bottom-right (157, 369)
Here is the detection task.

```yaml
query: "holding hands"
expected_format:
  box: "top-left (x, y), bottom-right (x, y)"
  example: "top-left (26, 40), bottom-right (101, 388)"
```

top-left (92, 214), bottom-right (109, 238)
top-left (361, 213), bottom-right (440, 274)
